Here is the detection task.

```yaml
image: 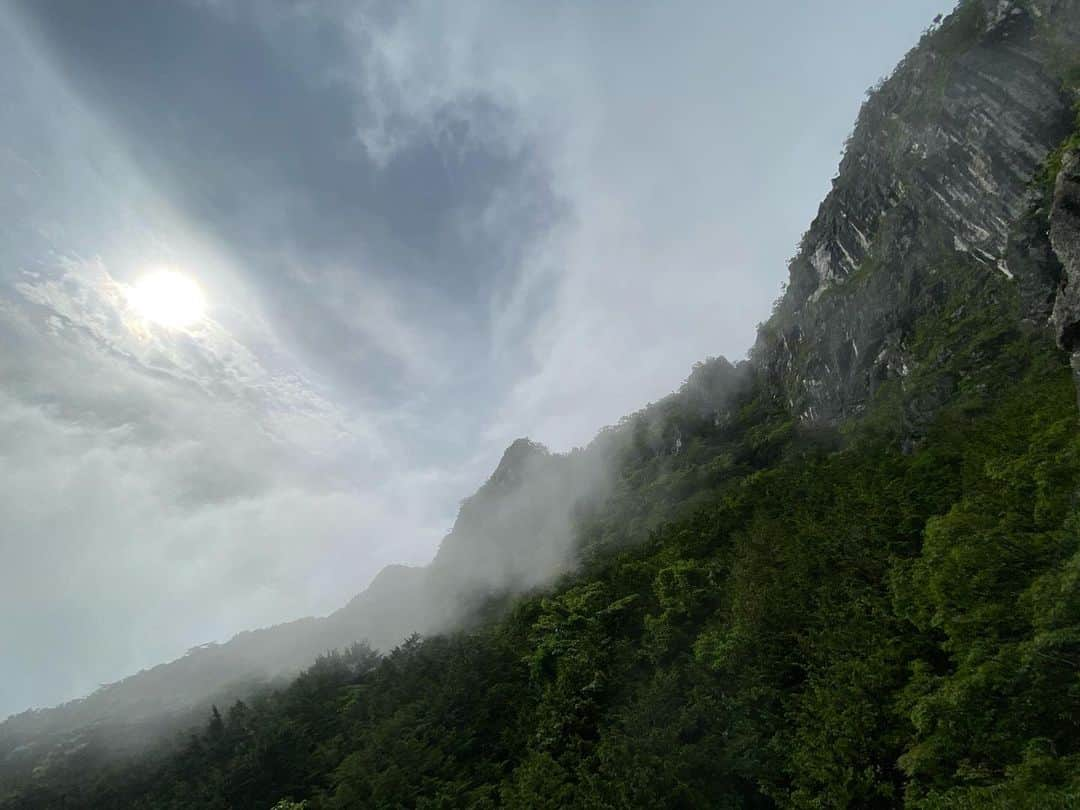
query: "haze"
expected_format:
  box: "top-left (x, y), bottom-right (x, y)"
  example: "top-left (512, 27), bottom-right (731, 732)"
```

top-left (0, 0), bottom-right (947, 718)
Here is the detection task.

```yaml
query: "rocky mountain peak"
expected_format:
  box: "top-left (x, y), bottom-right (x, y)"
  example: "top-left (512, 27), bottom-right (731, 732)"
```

top-left (488, 437), bottom-right (550, 489)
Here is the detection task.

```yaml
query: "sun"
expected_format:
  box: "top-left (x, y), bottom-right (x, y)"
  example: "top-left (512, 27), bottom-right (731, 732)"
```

top-left (127, 270), bottom-right (206, 329)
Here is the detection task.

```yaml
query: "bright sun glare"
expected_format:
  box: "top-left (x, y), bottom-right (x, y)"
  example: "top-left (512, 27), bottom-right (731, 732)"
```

top-left (127, 270), bottom-right (207, 329)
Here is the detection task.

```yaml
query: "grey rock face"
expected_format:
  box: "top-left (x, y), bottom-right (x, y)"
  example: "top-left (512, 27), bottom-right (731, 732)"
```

top-left (1050, 147), bottom-right (1080, 394)
top-left (755, 0), bottom-right (1079, 423)
top-left (1051, 149), bottom-right (1080, 346)
top-left (1005, 187), bottom-right (1064, 324)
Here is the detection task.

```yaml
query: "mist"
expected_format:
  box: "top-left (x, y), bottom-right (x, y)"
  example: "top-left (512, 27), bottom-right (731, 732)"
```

top-left (0, 0), bottom-right (948, 723)
top-left (5, 1), bottom-right (1079, 805)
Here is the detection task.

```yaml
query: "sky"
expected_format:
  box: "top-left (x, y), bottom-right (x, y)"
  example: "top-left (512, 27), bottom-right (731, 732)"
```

top-left (0, 0), bottom-right (949, 717)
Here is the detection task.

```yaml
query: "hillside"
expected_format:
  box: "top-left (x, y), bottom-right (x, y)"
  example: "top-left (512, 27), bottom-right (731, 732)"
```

top-left (0, 350), bottom-right (748, 785)
top-left (3, 0), bottom-right (1080, 806)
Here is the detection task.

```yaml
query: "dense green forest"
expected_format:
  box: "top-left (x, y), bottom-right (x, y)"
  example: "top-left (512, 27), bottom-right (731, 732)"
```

top-left (5, 256), bottom-right (1078, 808)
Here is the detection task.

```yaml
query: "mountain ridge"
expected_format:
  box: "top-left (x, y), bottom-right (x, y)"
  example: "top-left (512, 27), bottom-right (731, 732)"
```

top-left (3, 1), bottom-right (1080, 803)
top-left (757, 0), bottom-right (1080, 426)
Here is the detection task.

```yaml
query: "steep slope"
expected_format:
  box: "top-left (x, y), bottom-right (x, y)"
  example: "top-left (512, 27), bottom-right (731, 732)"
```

top-left (758, 0), bottom-right (1080, 424)
top-left (0, 361), bottom-right (748, 783)
top-left (0, 440), bottom-right (588, 768)
top-left (3, 0), bottom-right (1080, 806)
top-left (1050, 140), bottom-right (1080, 384)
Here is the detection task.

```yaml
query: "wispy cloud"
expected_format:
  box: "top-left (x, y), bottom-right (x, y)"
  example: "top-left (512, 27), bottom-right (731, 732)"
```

top-left (13, 257), bottom-right (360, 453)
top-left (1, 0), bottom-right (950, 716)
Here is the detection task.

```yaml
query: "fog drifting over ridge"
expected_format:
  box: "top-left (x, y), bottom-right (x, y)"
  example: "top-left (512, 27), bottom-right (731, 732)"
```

top-left (0, 0), bottom-right (948, 717)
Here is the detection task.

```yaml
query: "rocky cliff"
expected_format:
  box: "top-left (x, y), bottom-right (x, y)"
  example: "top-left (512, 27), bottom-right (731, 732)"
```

top-left (1051, 144), bottom-right (1080, 392)
top-left (756, 0), bottom-right (1080, 424)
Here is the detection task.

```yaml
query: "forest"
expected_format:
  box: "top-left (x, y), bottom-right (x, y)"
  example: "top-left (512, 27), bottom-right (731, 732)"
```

top-left (4, 260), bottom-right (1078, 808)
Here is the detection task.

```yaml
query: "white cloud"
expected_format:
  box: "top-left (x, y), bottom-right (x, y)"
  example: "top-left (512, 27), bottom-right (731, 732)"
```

top-left (0, 383), bottom-right (449, 713)
top-left (0, 264), bottom-right (460, 711)
top-left (313, 0), bottom-right (949, 449)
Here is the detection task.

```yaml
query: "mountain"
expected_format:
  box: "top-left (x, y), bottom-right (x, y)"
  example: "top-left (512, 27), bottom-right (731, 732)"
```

top-left (3, 0), bottom-right (1080, 806)
top-left (758, 0), bottom-right (1080, 423)
top-left (0, 359), bottom-right (748, 782)
top-left (0, 442), bottom-right (596, 758)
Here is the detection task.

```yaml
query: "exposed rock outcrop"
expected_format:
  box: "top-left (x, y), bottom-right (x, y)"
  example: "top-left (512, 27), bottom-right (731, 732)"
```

top-left (6, 0), bottom-right (1080, 780)
top-left (1050, 146), bottom-right (1080, 395)
top-left (755, 0), bottom-right (1080, 423)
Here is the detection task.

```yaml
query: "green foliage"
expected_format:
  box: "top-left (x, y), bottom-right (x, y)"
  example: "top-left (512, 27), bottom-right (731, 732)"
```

top-left (5, 256), bottom-right (1080, 809)
top-left (926, 1), bottom-right (985, 60)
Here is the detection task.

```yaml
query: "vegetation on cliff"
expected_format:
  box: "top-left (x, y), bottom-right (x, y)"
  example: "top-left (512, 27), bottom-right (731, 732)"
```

top-left (4, 258), bottom-right (1078, 809)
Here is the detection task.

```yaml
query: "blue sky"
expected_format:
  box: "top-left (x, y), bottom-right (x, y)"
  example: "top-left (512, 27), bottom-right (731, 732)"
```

top-left (0, 0), bottom-right (949, 716)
